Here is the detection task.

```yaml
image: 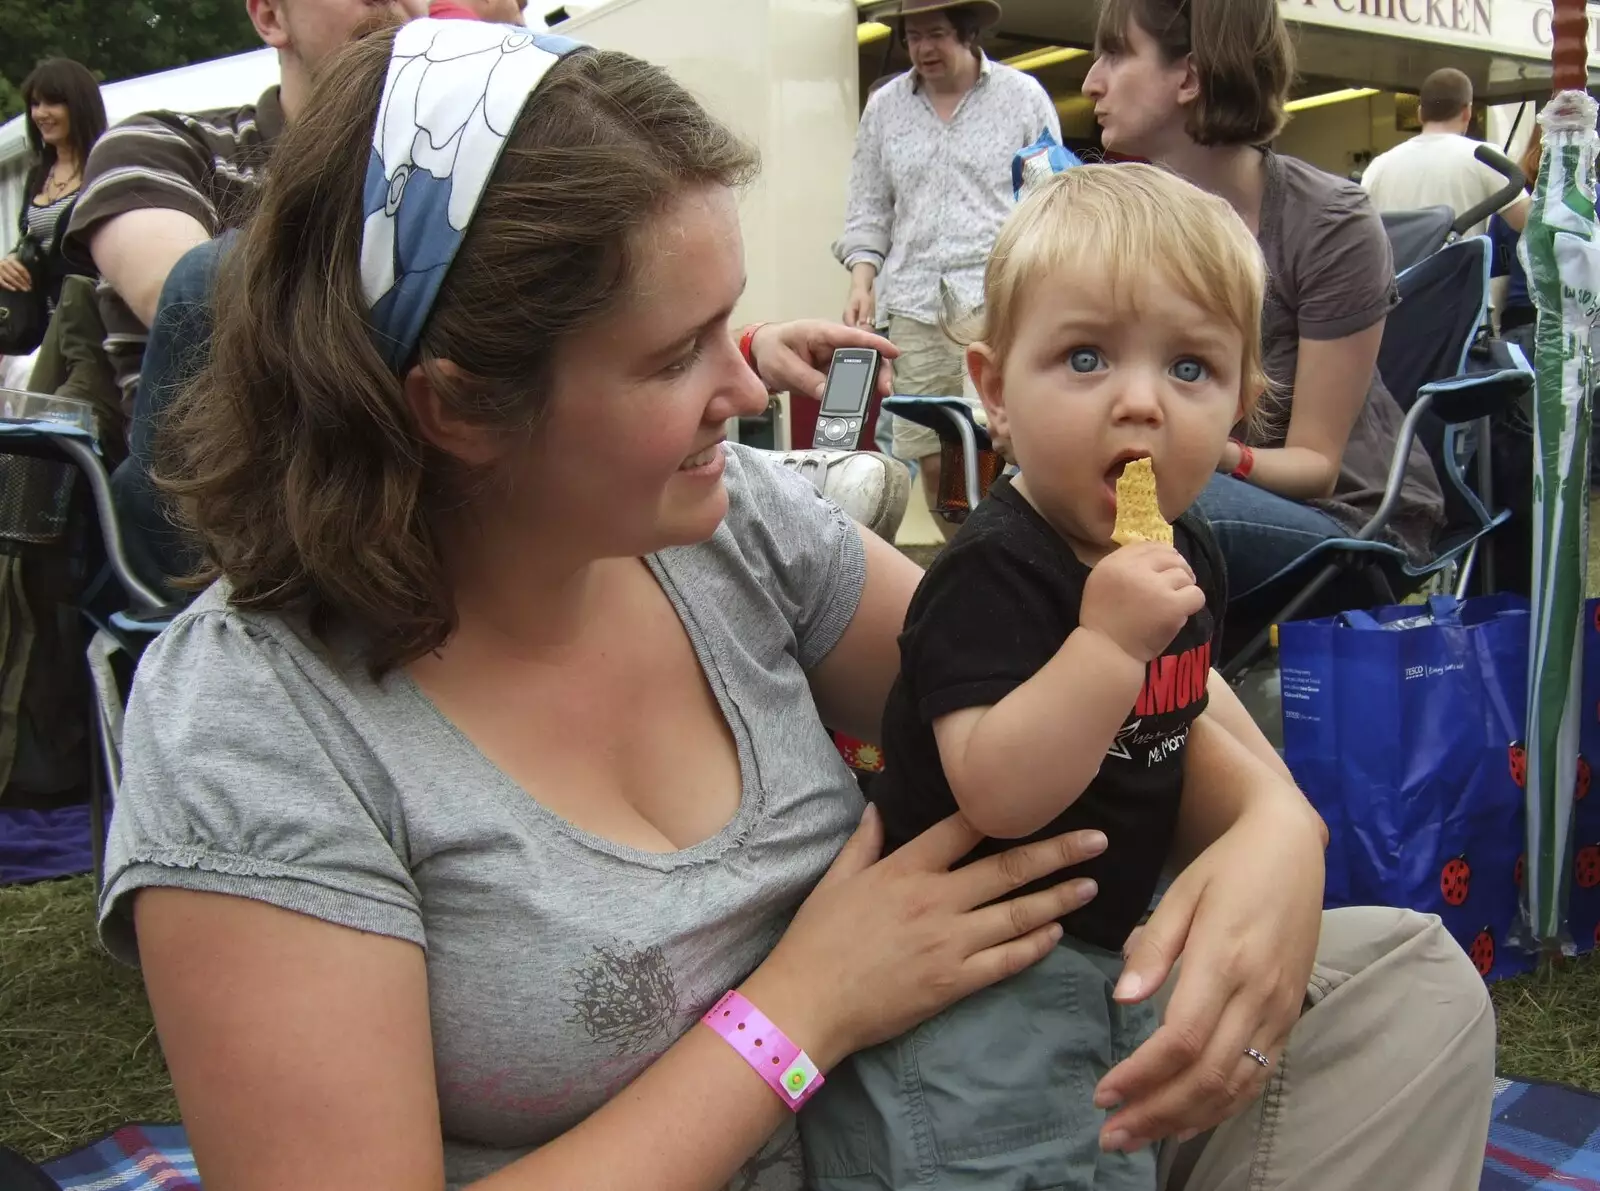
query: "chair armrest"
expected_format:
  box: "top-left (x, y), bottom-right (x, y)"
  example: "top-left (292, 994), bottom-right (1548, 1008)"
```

top-left (1418, 367), bottom-right (1532, 424)
top-left (880, 395), bottom-right (994, 452)
top-left (0, 419), bottom-right (170, 614)
top-left (882, 396), bottom-right (996, 515)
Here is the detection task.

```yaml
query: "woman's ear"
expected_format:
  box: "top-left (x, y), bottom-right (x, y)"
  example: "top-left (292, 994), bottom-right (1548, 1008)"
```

top-left (405, 361), bottom-right (504, 467)
top-left (245, 0), bottom-right (291, 51)
top-left (1177, 52), bottom-right (1201, 109)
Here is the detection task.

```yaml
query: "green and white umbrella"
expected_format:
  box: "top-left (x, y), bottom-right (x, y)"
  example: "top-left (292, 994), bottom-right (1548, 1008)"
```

top-left (1517, 88), bottom-right (1600, 957)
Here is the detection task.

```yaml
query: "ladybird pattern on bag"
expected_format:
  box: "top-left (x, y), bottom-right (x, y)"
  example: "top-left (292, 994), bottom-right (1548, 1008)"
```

top-left (1440, 857), bottom-right (1472, 907)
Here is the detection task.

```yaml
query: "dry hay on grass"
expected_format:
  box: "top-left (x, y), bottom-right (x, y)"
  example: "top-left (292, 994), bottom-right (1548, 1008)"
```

top-left (0, 875), bottom-right (176, 1162)
top-left (1491, 950), bottom-right (1600, 1093)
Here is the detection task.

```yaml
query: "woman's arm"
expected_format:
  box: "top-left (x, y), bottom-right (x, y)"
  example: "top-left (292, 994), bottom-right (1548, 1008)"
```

top-left (135, 812), bottom-right (1107, 1191)
top-left (806, 527), bottom-right (921, 744)
top-left (1195, 668), bottom-right (1299, 789)
top-left (1092, 716), bottom-right (1325, 1150)
top-left (1167, 692), bottom-right (1324, 867)
top-left (1225, 319), bottom-right (1385, 501)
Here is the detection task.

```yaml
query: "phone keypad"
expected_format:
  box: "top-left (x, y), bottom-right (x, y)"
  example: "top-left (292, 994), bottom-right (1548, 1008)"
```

top-left (818, 417), bottom-right (860, 444)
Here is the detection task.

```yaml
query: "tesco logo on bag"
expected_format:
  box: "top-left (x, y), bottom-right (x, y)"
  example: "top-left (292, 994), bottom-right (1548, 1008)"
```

top-left (1404, 662), bottom-right (1465, 681)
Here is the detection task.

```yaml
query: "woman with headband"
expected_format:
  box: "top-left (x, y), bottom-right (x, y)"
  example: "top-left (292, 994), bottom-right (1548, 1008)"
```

top-left (96, 17), bottom-right (1490, 1191)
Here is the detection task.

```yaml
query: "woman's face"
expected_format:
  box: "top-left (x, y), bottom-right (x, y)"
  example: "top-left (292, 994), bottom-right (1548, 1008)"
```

top-left (1081, 20), bottom-right (1193, 158)
top-left (29, 98), bottom-right (71, 149)
top-left (495, 184), bottom-right (769, 561)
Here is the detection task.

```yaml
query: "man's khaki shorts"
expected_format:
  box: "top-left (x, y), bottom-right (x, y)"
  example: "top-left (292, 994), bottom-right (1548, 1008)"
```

top-left (886, 314), bottom-right (982, 464)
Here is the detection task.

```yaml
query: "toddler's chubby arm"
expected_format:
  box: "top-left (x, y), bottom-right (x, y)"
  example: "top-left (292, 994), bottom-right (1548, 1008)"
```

top-left (933, 628), bottom-right (1145, 839)
top-left (932, 542), bottom-right (1205, 839)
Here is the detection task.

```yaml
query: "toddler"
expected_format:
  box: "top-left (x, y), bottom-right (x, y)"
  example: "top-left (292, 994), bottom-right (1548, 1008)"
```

top-left (800, 163), bottom-right (1269, 1190)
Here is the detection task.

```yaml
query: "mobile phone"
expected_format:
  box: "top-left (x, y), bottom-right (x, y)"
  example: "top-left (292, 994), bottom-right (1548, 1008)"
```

top-left (811, 348), bottom-right (880, 451)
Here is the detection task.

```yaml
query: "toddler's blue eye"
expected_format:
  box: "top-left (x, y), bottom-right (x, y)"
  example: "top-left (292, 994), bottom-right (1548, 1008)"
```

top-left (1172, 358), bottom-right (1208, 382)
top-left (1069, 348), bottom-right (1102, 373)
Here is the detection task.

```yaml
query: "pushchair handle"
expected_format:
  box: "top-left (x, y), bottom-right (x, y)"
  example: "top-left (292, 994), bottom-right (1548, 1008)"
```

top-left (1452, 145), bottom-right (1525, 237)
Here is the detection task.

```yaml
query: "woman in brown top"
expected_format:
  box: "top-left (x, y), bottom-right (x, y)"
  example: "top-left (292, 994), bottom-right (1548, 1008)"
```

top-left (1082, 0), bottom-right (1446, 603)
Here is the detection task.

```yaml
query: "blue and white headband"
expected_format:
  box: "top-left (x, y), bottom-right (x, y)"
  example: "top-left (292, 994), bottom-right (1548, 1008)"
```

top-left (359, 18), bottom-right (586, 371)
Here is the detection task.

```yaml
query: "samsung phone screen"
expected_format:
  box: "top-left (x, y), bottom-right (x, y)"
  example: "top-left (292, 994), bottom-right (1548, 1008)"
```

top-left (820, 356), bottom-right (874, 414)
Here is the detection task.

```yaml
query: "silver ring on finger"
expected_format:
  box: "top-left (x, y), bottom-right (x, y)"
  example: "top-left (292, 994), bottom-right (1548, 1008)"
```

top-left (1244, 1047), bottom-right (1272, 1069)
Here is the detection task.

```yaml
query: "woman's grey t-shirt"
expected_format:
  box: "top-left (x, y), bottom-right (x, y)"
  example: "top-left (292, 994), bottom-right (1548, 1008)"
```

top-left (97, 446), bottom-right (868, 1191)
top-left (1253, 150), bottom-right (1446, 562)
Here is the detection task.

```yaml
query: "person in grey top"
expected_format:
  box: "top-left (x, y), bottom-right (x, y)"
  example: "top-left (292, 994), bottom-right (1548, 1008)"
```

top-left (100, 16), bottom-right (1492, 1191)
top-left (836, 0), bottom-right (1059, 526)
top-left (1084, 0), bottom-right (1447, 609)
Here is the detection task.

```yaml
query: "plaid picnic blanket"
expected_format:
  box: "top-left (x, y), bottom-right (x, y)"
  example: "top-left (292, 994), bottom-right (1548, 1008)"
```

top-left (40, 1123), bottom-right (197, 1191)
top-left (16, 1077), bottom-right (1600, 1189)
top-left (1485, 1076), bottom-right (1600, 1188)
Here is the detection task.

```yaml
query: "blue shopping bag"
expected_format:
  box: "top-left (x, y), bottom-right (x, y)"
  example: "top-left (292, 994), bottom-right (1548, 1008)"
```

top-left (1569, 599), bottom-right (1600, 953)
top-left (1280, 594), bottom-right (1535, 981)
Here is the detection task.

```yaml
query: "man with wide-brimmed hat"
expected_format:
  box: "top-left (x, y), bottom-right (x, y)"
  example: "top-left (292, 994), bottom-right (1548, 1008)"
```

top-left (835, 0), bottom-right (1057, 530)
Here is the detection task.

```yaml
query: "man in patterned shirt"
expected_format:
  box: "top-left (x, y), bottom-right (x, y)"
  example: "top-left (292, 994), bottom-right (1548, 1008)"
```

top-left (836, 0), bottom-right (1058, 530)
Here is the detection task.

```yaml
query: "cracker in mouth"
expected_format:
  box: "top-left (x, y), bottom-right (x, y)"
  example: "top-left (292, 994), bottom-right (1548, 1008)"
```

top-left (1111, 457), bottom-right (1172, 547)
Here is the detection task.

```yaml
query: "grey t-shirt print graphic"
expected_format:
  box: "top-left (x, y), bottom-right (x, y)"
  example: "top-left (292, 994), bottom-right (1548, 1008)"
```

top-left (566, 941), bottom-right (681, 1054)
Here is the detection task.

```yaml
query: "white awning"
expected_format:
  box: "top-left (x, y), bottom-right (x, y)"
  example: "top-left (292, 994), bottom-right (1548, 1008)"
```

top-left (0, 48), bottom-right (282, 169)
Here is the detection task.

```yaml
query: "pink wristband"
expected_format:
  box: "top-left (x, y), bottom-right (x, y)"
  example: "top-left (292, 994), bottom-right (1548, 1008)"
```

top-left (702, 989), bottom-right (824, 1111)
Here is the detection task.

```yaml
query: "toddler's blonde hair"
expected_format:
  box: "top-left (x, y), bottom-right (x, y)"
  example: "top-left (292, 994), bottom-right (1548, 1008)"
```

top-left (954, 163), bottom-right (1271, 434)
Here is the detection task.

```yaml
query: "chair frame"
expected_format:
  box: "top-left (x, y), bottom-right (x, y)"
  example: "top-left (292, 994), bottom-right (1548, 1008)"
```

top-left (0, 390), bottom-right (176, 886)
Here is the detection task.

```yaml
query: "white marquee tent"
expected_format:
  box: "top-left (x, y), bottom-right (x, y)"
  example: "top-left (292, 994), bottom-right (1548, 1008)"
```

top-left (0, 48), bottom-right (282, 246)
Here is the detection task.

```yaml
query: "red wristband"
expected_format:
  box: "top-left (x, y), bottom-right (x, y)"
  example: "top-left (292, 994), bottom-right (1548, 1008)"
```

top-left (1230, 440), bottom-right (1255, 480)
top-left (738, 323), bottom-right (768, 377)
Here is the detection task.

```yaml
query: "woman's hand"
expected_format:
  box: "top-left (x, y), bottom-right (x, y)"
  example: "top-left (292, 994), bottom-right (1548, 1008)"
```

top-left (1216, 439), bottom-right (1242, 474)
top-left (748, 320), bottom-right (897, 403)
top-left (1093, 799), bottom-right (1324, 1152)
top-left (744, 806), bottom-right (1105, 1070)
top-left (0, 256), bottom-right (32, 292)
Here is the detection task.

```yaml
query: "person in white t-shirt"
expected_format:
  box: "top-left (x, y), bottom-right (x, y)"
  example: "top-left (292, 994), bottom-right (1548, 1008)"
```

top-left (1361, 67), bottom-right (1529, 238)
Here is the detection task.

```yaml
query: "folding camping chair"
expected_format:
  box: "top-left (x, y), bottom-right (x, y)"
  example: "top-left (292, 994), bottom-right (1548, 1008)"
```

top-left (0, 388), bottom-right (177, 886)
top-left (1215, 233), bottom-right (1531, 677)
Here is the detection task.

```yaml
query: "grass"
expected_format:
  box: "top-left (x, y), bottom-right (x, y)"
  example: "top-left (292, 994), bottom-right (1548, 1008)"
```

top-left (1494, 954), bottom-right (1600, 1090)
top-left (2, 875), bottom-right (1600, 1164)
top-left (3, 501), bottom-right (1600, 1164)
top-left (0, 876), bottom-right (176, 1161)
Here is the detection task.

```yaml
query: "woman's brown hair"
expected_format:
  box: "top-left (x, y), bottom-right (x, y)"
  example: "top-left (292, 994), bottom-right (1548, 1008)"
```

top-left (21, 58), bottom-right (108, 187)
top-left (1519, 122), bottom-right (1543, 190)
top-left (159, 25), bottom-right (758, 674)
top-left (1095, 0), bottom-right (1296, 147)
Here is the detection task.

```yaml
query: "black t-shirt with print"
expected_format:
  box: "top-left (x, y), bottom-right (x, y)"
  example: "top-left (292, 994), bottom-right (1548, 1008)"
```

top-left (873, 476), bottom-right (1227, 953)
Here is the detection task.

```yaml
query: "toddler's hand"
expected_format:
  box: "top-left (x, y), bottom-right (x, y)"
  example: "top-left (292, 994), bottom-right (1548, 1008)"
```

top-left (1081, 543), bottom-right (1205, 663)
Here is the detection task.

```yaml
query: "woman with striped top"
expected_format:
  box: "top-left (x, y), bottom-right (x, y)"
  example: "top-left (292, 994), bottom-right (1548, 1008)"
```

top-left (0, 58), bottom-right (107, 311)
